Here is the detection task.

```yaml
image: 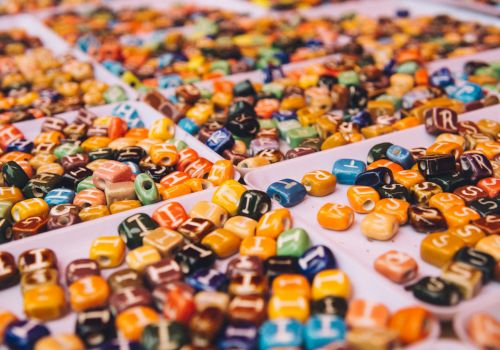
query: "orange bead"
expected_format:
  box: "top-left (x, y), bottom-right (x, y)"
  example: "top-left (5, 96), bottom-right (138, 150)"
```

top-left (429, 193), bottom-right (465, 212)
top-left (0, 310), bottom-right (17, 341)
top-left (107, 117), bottom-right (127, 139)
top-left (272, 274), bottom-right (310, 299)
top-left (374, 250), bottom-right (418, 284)
top-left (158, 183), bottom-right (191, 200)
top-left (34, 131), bottom-right (64, 146)
top-left (448, 224), bottom-right (486, 246)
top-left (347, 186), bottom-right (380, 213)
top-left (361, 212), bottom-right (400, 241)
top-left (346, 299), bottom-right (390, 329)
top-left (373, 198), bottom-right (409, 225)
top-left (389, 307), bottom-right (431, 345)
top-left (115, 306), bottom-right (159, 341)
top-left (240, 236), bottom-right (276, 260)
top-left (160, 171), bottom-right (190, 187)
top-left (475, 142), bottom-right (500, 160)
top-left (184, 158), bottom-right (213, 178)
top-left (125, 128), bottom-right (149, 140)
top-left (152, 202), bottom-right (188, 230)
top-left (256, 209), bottom-right (292, 239)
top-left (317, 203), bottom-right (354, 231)
top-left (150, 143), bottom-right (179, 167)
top-left (393, 170), bottom-right (424, 189)
top-left (68, 276), bottom-right (110, 312)
top-left (442, 205), bottom-right (480, 228)
top-left (301, 170), bottom-right (337, 197)
top-left (392, 116), bottom-right (420, 131)
top-left (427, 141), bottom-right (463, 159)
top-left (206, 160), bottom-right (234, 186)
top-left (477, 177), bottom-right (500, 197)
top-left (366, 159), bottom-right (403, 173)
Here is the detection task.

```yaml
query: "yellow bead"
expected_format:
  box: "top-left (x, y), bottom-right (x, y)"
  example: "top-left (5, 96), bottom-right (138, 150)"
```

top-left (11, 198), bottom-right (49, 222)
top-left (148, 118), bottom-right (176, 141)
top-left (211, 180), bottom-right (246, 216)
top-left (393, 170), bottom-right (424, 189)
top-left (373, 198), bottom-right (410, 225)
top-left (361, 124), bottom-right (393, 139)
top-left (256, 208), bottom-right (292, 239)
top-left (29, 154), bottom-right (57, 169)
top-left (272, 274), bottom-right (310, 298)
top-left (347, 186), bottom-right (380, 213)
top-left (240, 236), bottom-right (276, 260)
top-left (0, 186), bottom-right (24, 203)
top-left (189, 201), bottom-right (228, 227)
top-left (420, 233), bottom-right (466, 267)
top-left (206, 160), bottom-right (234, 186)
top-left (115, 306), bottom-right (159, 341)
top-left (126, 246), bottom-right (161, 272)
top-left (321, 132), bottom-right (349, 150)
top-left (201, 228), bottom-right (241, 259)
top-left (477, 119), bottom-right (500, 137)
top-left (442, 205), bottom-right (480, 228)
top-left (34, 334), bottom-right (85, 350)
top-left (223, 216), bottom-right (257, 240)
top-left (429, 193), bottom-right (465, 213)
top-left (312, 269), bottom-right (351, 300)
top-left (447, 224), bottom-right (485, 246)
top-left (186, 102), bottom-right (214, 126)
top-left (81, 136), bottom-right (112, 151)
top-left (109, 200), bottom-right (142, 214)
top-left (441, 261), bottom-right (482, 299)
top-left (69, 276), bottom-right (110, 312)
top-left (361, 212), bottom-right (400, 241)
top-left (89, 236), bottom-right (125, 268)
top-left (475, 235), bottom-right (500, 261)
top-left (79, 205), bottom-right (110, 222)
top-left (301, 170), bottom-right (337, 197)
top-left (268, 294), bottom-right (310, 323)
top-left (37, 163), bottom-right (64, 176)
top-left (475, 141), bottom-right (500, 160)
top-left (317, 203), bottom-right (354, 231)
top-left (435, 133), bottom-right (466, 149)
top-left (23, 284), bottom-right (66, 321)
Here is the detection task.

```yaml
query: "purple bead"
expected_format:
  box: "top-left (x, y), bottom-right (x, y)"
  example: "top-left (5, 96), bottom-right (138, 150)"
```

top-left (459, 153), bottom-right (493, 183)
top-left (186, 268), bottom-right (228, 292)
top-left (249, 138), bottom-right (280, 156)
top-left (218, 321), bottom-right (258, 350)
top-left (206, 128), bottom-right (235, 154)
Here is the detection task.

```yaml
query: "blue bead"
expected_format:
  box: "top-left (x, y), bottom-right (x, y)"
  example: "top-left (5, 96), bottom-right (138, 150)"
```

top-left (5, 320), bottom-right (50, 350)
top-left (395, 8), bottom-right (410, 17)
top-left (111, 103), bottom-right (143, 129)
top-left (266, 179), bottom-right (307, 207)
top-left (350, 110), bottom-right (372, 128)
top-left (44, 188), bottom-right (75, 206)
top-left (158, 53), bottom-right (175, 69)
top-left (186, 268), bottom-right (228, 292)
top-left (98, 340), bottom-right (142, 350)
top-left (272, 110), bottom-right (297, 122)
top-left (122, 161), bottom-right (141, 175)
top-left (102, 60), bottom-right (125, 77)
top-left (158, 74), bottom-right (183, 89)
top-left (355, 168), bottom-right (393, 187)
top-left (263, 65), bottom-right (285, 83)
top-left (206, 128), bottom-right (235, 154)
top-left (382, 59), bottom-right (396, 76)
top-left (298, 245), bottom-right (337, 280)
top-left (219, 322), bottom-right (258, 350)
top-left (259, 318), bottom-right (303, 349)
top-left (450, 82), bottom-right (484, 103)
top-left (430, 67), bottom-right (455, 88)
top-left (304, 315), bottom-right (346, 350)
top-left (6, 139), bottom-right (33, 153)
top-left (178, 118), bottom-right (200, 135)
top-left (386, 145), bottom-right (414, 169)
top-left (332, 159), bottom-right (366, 185)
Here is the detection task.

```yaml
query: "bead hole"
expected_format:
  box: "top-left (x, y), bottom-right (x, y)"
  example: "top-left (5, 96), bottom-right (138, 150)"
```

top-left (143, 181), bottom-right (153, 190)
top-left (259, 203), bottom-right (269, 214)
top-left (98, 256), bottom-right (110, 266)
top-left (362, 200), bottom-right (375, 211)
top-left (383, 173), bottom-right (391, 184)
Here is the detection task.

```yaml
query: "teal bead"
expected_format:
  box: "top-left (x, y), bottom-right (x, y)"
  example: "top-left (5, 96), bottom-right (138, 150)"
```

top-left (277, 228), bottom-right (311, 257)
top-left (277, 120), bottom-right (301, 140)
top-left (166, 139), bottom-right (188, 151)
top-left (54, 143), bottom-right (83, 159)
top-left (104, 85), bottom-right (128, 103)
top-left (396, 61), bottom-right (419, 75)
top-left (285, 127), bottom-right (318, 148)
top-left (2, 161), bottom-right (29, 188)
top-left (0, 201), bottom-right (13, 221)
top-left (259, 118), bottom-right (278, 130)
top-left (134, 173), bottom-right (160, 205)
top-left (338, 70), bottom-right (360, 86)
top-left (76, 176), bottom-right (95, 192)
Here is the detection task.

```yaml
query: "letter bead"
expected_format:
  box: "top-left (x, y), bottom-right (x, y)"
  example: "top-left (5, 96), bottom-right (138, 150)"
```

top-left (259, 318), bottom-right (303, 349)
top-left (126, 246), bottom-right (162, 272)
top-left (33, 334), bottom-right (85, 350)
top-left (108, 269), bottom-right (143, 293)
top-left (118, 213), bottom-right (159, 249)
top-left (256, 208), bottom-right (292, 239)
top-left (317, 203), bottom-right (354, 231)
top-left (475, 235), bottom-right (500, 261)
top-left (23, 284), bottom-right (66, 321)
top-left (301, 170), bottom-right (337, 197)
top-left (211, 180), bottom-right (246, 215)
top-left (89, 236), bottom-right (125, 269)
top-left (421, 233), bottom-right (466, 268)
top-left (441, 261), bottom-right (483, 299)
top-left (410, 276), bottom-right (462, 306)
top-left (69, 275), bottom-right (110, 312)
top-left (177, 218), bottom-right (215, 243)
top-left (266, 179), bottom-right (307, 208)
top-left (277, 228), bottom-right (311, 257)
top-left (268, 294), bottom-right (310, 323)
top-left (409, 205), bottom-right (447, 233)
top-left (237, 190), bottom-right (271, 221)
top-left (312, 269), bottom-right (350, 300)
top-left (311, 296), bottom-right (348, 318)
top-left (0, 251), bottom-right (19, 290)
top-left (389, 306), bottom-right (431, 345)
top-left (347, 186), bottom-right (380, 213)
top-left (201, 228), bottom-right (241, 259)
top-left (18, 248), bottom-right (57, 275)
top-left (4, 320), bottom-right (50, 350)
top-left (346, 299), bottom-right (390, 329)
top-left (189, 201), bottom-right (228, 228)
top-left (143, 228), bottom-right (184, 257)
top-left (175, 243), bottom-right (216, 275)
top-left (116, 306), bottom-right (159, 341)
top-left (467, 313), bottom-right (500, 350)
top-left (374, 250), bottom-right (418, 284)
top-left (298, 245), bottom-right (337, 281)
top-left (332, 159), bottom-right (366, 185)
top-left (65, 259), bottom-right (100, 285)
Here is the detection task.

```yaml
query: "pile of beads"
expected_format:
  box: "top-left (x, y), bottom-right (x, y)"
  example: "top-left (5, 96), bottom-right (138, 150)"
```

top-left (44, 5), bottom-right (238, 45)
top-left (147, 56), bottom-right (498, 170)
top-left (0, 180), bottom-right (435, 349)
top-left (0, 103), bottom-right (235, 243)
top-left (0, 0), bottom-right (94, 15)
top-left (0, 29), bottom-right (128, 123)
top-left (251, 0), bottom-right (356, 10)
top-left (265, 115), bottom-right (499, 307)
top-left (466, 312), bottom-right (500, 348)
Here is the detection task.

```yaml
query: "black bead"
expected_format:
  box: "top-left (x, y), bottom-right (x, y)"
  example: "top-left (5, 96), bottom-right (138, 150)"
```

top-left (410, 276), bottom-right (462, 306)
top-left (75, 307), bottom-right (116, 348)
top-left (453, 247), bottom-right (495, 284)
top-left (264, 256), bottom-right (299, 282)
top-left (311, 296), bottom-right (348, 318)
top-left (175, 243), bottom-right (216, 275)
top-left (376, 183), bottom-right (412, 202)
top-left (237, 190), bottom-right (272, 221)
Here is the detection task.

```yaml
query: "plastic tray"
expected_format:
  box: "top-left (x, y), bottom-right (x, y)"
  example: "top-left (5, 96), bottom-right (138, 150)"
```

top-left (245, 104), bottom-right (500, 320)
top-left (453, 297), bottom-right (500, 349)
top-left (0, 13), bottom-right (137, 101)
top-left (424, 0), bottom-right (500, 17)
top-left (0, 187), bottom-right (440, 347)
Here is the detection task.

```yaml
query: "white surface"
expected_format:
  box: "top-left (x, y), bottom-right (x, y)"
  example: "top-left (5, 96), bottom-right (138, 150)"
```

top-left (425, 0), bottom-right (500, 17)
top-left (454, 297), bottom-right (500, 349)
top-left (245, 104), bottom-right (500, 320)
top-left (0, 188), bottom-right (440, 347)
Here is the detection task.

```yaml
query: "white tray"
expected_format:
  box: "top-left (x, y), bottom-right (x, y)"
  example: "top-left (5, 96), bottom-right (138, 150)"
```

top-left (245, 104), bottom-right (500, 320)
top-left (423, 0), bottom-right (500, 18)
top-left (0, 188), bottom-right (440, 347)
top-left (0, 14), bottom-right (137, 101)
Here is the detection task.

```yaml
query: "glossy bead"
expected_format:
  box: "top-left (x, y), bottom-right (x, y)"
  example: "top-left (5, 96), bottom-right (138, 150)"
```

top-left (69, 276), bottom-right (110, 312)
top-left (194, 291), bottom-right (229, 312)
top-left (409, 205), bottom-right (447, 233)
top-left (460, 153), bottom-right (493, 183)
top-left (441, 261), bottom-right (482, 299)
top-left (475, 235), bottom-right (500, 261)
top-left (23, 173), bottom-right (62, 199)
top-left (317, 203), bottom-right (354, 231)
top-left (175, 243), bottom-right (216, 275)
top-left (410, 276), bottom-right (462, 306)
top-left (265, 256), bottom-right (300, 282)
top-left (454, 185), bottom-right (488, 204)
top-left (189, 201), bottom-right (227, 227)
top-left (477, 177), bottom-right (500, 197)
top-left (33, 334), bottom-right (85, 350)
top-left (23, 284), bottom-right (66, 321)
top-left (374, 250), bottom-right (418, 284)
top-left (466, 313), bottom-right (500, 349)
top-left (417, 154), bottom-right (455, 177)
top-left (421, 233), bottom-right (466, 267)
top-left (311, 296), bottom-right (347, 318)
top-left (89, 236), bottom-right (125, 269)
top-left (347, 186), bottom-right (380, 213)
top-left (79, 205), bottom-right (110, 222)
top-left (228, 295), bottom-right (266, 325)
top-left (268, 294), bottom-right (309, 322)
top-left (411, 181), bottom-right (443, 205)
top-left (134, 174), bottom-right (159, 205)
top-left (346, 327), bottom-right (399, 350)
top-left (259, 318), bottom-right (303, 349)
top-left (223, 216), bottom-right (257, 240)
top-left (118, 213), bottom-right (158, 250)
top-left (361, 212), bottom-right (399, 241)
top-left (65, 259), bottom-right (100, 285)
top-left (115, 306), bottom-right (159, 341)
top-left (0, 251), bottom-right (19, 290)
top-left (388, 307), bottom-right (431, 345)
top-left (11, 198), bottom-right (49, 222)
top-left (18, 248), bottom-right (57, 275)
top-left (2, 161), bottom-right (29, 188)
top-left (240, 236), bottom-right (276, 260)
top-left (272, 274), bottom-right (310, 298)
top-left (312, 269), bottom-right (350, 300)
top-left (256, 208), bottom-right (292, 239)
top-left (276, 228), bottom-right (310, 257)
top-left (332, 159), bottom-right (366, 185)
top-left (186, 268), bottom-right (228, 292)
top-left (301, 170), bottom-right (336, 197)
top-left (73, 188), bottom-right (106, 208)
top-left (189, 307), bottom-right (224, 347)
top-left (153, 202), bottom-right (188, 230)
top-left (211, 180), bottom-right (246, 216)
top-left (429, 193), bottom-right (465, 213)
top-left (266, 179), bottom-right (307, 208)
top-left (355, 167), bottom-right (393, 188)
top-left (346, 299), bottom-right (390, 329)
top-left (4, 320), bottom-right (50, 350)
top-left (141, 321), bottom-right (189, 350)
top-left (126, 246), bottom-right (161, 272)
top-left (44, 188), bottom-right (75, 206)
top-left (376, 183), bottom-right (411, 202)
top-left (107, 268), bottom-right (143, 293)
top-left (92, 160), bottom-right (132, 190)
top-left (177, 218), bottom-right (214, 243)
top-left (298, 245), bottom-right (337, 281)
top-left (143, 228), bottom-right (183, 257)
top-left (206, 160), bottom-right (234, 186)
top-left (237, 190), bottom-right (271, 221)
top-left (424, 107), bottom-right (458, 134)
top-left (201, 228), bottom-right (241, 259)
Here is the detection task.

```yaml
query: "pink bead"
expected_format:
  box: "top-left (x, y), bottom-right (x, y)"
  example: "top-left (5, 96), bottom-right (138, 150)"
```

top-left (73, 188), bottom-right (106, 207)
top-left (92, 160), bottom-right (133, 190)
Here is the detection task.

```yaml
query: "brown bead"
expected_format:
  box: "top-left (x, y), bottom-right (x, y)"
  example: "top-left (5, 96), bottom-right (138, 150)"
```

top-left (411, 181), bottom-right (442, 204)
top-left (228, 271), bottom-right (267, 296)
top-left (109, 286), bottom-right (153, 316)
top-left (47, 211), bottom-right (80, 230)
top-left (222, 150), bottom-right (247, 166)
top-left (453, 185), bottom-right (488, 204)
top-left (143, 258), bottom-right (182, 289)
top-left (74, 108), bottom-right (97, 126)
top-left (256, 128), bottom-right (279, 140)
top-left (61, 154), bottom-right (89, 171)
top-left (177, 218), bottom-right (215, 243)
top-left (12, 216), bottom-right (49, 240)
top-left (473, 215), bottom-right (500, 235)
top-left (20, 267), bottom-right (58, 292)
top-left (299, 138), bottom-right (323, 151)
top-left (228, 295), bottom-right (266, 325)
top-left (285, 147), bottom-right (316, 160)
top-left (176, 84), bottom-right (201, 104)
top-left (0, 251), bottom-right (19, 290)
top-left (424, 107), bottom-right (458, 135)
top-left (457, 121), bottom-right (480, 136)
top-left (257, 149), bottom-right (284, 164)
top-left (65, 259), bottom-right (100, 285)
top-left (189, 307), bottom-right (225, 347)
top-left (409, 205), bottom-right (447, 233)
top-left (41, 117), bottom-right (68, 132)
top-left (226, 256), bottom-right (264, 279)
top-left (107, 268), bottom-right (143, 293)
top-left (18, 248), bottom-right (57, 274)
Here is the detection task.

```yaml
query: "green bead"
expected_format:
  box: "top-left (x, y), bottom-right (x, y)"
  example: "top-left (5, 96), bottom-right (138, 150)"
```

top-left (22, 173), bottom-right (61, 199)
top-left (277, 120), bottom-right (301, 140)
top-left (285, 126), bottom-right (318, 148)
top-left (104, 85), bottom-right (128, 103)
top-left (277, 228), bottom-right (310, 257)
top-left (488, 62), bottom-right (500, 77)
top-left (54, 143), bottom-right (83, 159)
top-left (262, 83), bottom-right (284, 99)
top-left (338, 70), bottom-right (360, 86)
top-left (166, 139), bottom-right (188, 151)
top-left (475, 66), bottom-right (499, 80)
top-left (233, 135), bottom-right (252, 146)
top-left (134, 174), bottom-right (160, 205)
top-left (259, 118), bottom-right (278, 129)
top-left (396, 61), bottom-right (419, 75)
top-left (0, 201), bottom-right (13, 221)
top-left (200, 88), bottom-right (212, 99)
top-left (2, 161), bottom-right (29, 188)
top-left (76, 176), bottom-right (96, 192)
top-left (118, 213), bottom-right (159, 249)
top-left (210, 60), bottom-right (230, 75)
